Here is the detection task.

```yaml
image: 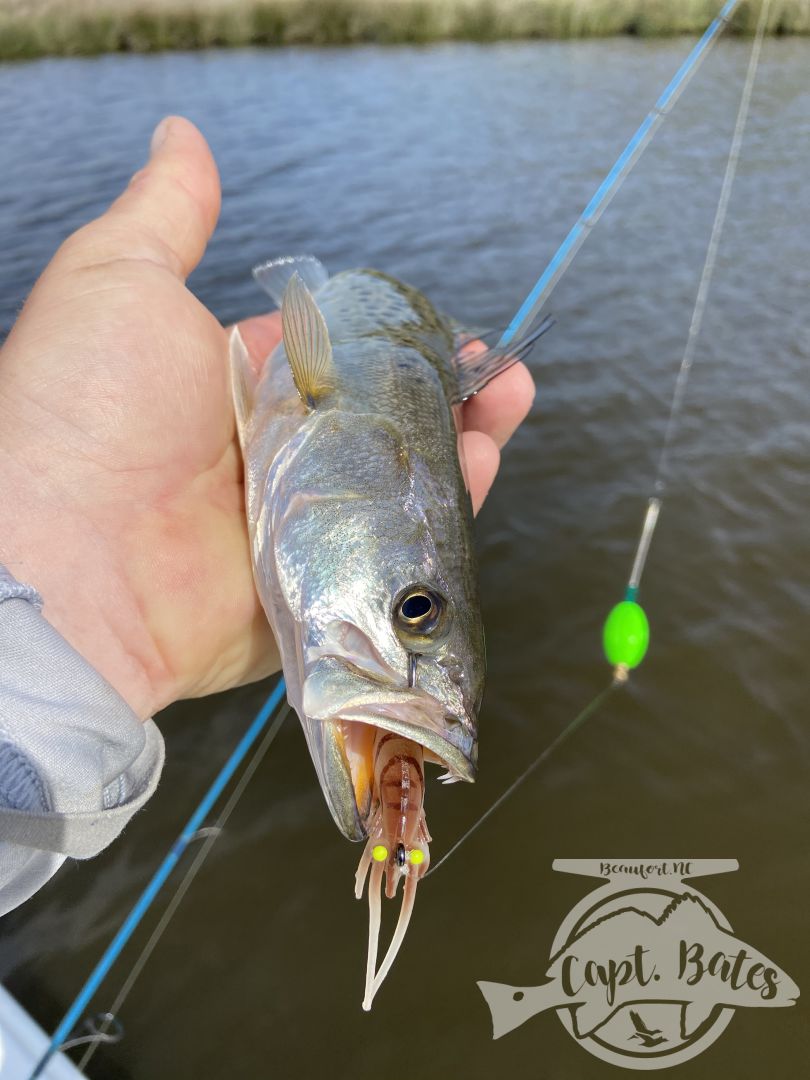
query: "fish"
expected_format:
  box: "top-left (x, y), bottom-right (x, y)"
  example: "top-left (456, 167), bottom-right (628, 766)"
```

top-left (230, 255), bottom-right (550, 1009)
top-left (478, 891), bottom-right (799, 1039)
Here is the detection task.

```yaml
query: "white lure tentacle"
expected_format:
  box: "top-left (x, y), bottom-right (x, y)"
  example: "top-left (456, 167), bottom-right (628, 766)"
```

top-left (368, 866), bottom-right (421, 1006)
top-left (362, 858), bottom-right (385, 1011)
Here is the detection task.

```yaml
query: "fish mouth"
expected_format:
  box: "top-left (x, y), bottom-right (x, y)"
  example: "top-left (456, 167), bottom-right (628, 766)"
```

top-left (301, 660), bottom-right (477, 842)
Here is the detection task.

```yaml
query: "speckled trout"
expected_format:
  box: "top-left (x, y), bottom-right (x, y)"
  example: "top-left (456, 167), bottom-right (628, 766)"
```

top-left (229, 255), bottom-right (550, 1008)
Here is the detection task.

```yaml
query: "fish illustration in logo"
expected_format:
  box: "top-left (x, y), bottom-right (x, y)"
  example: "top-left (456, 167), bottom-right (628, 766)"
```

top-left (478, 892), bottom-right (799, 1040)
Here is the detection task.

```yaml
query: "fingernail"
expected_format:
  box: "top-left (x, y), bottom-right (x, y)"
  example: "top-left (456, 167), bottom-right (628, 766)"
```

top-left (150, 118), bottom-right (171, 157)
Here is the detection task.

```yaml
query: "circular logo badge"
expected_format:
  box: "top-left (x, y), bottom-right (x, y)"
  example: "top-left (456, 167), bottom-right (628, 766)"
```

top-left (550, 884), bottom-right (734, 1069)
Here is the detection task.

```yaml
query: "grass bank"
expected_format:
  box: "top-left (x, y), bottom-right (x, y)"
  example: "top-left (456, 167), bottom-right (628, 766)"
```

top-left (1, 0), bottom-right (807, 60)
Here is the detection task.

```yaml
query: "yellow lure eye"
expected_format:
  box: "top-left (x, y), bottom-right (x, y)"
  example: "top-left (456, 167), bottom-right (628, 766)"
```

top-left (372, 845), bottom-right (388, 862)
top-left (408, 849), bottom-right (425, 865)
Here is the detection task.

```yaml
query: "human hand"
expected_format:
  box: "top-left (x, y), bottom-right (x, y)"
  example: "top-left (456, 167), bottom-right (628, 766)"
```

top-left (0, 117), bottom-right (535, 720)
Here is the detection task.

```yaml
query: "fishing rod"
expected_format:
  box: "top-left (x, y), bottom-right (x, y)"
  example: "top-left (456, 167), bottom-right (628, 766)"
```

top-left (428, 0), bottom-right (771, 878)
top-left (72, 705), bottom-right (292, 1074)
top-left (29, 680), bottom-right (288, 1079)
top-left (33, 0), bottom-right (755, 1070)
top-left (499, 0), bottom-right (742, 347)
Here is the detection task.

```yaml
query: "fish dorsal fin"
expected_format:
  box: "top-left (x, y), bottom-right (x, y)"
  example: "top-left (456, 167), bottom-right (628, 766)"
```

top-left (281, 273), bottom-right (335, 408)
top-left (253, 255), bottom-right (329, 308)
top-left (228, 325), bottom-right (256, 446)
top-left (452, 315), bottom-right (555, 402)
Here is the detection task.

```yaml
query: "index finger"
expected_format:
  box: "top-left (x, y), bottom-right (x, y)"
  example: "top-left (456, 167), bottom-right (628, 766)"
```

top-left (461, 360), bottom-right (536, 449)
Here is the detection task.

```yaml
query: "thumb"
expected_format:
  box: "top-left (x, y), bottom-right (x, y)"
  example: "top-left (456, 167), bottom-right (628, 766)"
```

top-left (66, 116), bottom-right (221, 281)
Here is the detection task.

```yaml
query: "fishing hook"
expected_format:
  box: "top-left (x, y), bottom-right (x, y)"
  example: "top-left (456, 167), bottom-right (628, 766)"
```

top-left (407, 651), bottom-right (419, 688)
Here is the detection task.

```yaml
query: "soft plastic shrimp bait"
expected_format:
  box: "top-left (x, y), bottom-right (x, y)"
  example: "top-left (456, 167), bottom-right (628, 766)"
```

top-left (354, 730), bottom-right (431, 1010)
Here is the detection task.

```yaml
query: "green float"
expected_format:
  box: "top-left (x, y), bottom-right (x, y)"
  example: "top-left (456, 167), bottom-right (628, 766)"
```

top-left (603, 599), bottom-right (650, 670)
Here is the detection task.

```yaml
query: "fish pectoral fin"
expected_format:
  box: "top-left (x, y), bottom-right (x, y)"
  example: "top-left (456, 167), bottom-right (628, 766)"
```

top-left (253, 254), bottom-right (329, 308)
top-left (229, 326), bottom-right (256, 445)
top-left (451, 315), bottom-right (555, 402)
top-left (281, 273), bottom-right (336, 409)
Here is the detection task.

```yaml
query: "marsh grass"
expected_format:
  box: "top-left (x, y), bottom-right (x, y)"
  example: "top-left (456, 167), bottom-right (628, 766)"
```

top-left (1, 1), bottom-right (807, 60)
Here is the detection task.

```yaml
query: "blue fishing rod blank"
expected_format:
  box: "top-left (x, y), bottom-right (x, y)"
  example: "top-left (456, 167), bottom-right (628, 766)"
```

top-left (30, 677), bottom-right (287, 1079)
top-left (499, 0), bottom-right (742, 347)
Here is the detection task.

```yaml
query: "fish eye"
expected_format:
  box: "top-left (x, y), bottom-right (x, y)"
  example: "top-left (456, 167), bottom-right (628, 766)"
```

top-left (401, 593), bottom-right (432, 620)
top-left (372, 844), bottom-right (388, 862)
top-left (394, 586), bottom-right (445, 636)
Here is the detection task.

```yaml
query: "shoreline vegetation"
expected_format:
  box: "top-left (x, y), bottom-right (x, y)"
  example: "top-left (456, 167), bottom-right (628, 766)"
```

top-left (2, 0), bottom-right (808, 60)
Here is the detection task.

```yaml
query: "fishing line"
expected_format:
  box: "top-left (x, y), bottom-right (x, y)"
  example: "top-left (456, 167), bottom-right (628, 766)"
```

top-left (620, 0), bottom-right (771, 600)
top-left (499, 0), bottom-right (742, 348)
top-left (426, 683), bottom-right (615, 878)
top-left (30, 678), bottom-right (288, 1080)
top-left (74, 704), bottom-right (291, 1073)
top-left (428, 0), bottom-right (770, 878)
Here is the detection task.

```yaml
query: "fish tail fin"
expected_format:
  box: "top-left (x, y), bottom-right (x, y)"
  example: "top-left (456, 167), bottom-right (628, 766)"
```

top-left (452, 315), bottom-right (554, 402)
top-left (253, 255), bottom-right (329, 308)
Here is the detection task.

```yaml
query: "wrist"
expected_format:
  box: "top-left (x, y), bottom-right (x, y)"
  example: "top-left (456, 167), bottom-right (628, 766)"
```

top-left (0, 453), bottom-right (169, 719)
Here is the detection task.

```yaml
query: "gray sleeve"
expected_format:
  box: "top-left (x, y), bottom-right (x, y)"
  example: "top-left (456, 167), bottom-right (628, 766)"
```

top-left (0, 567), bottom-right (164, 916)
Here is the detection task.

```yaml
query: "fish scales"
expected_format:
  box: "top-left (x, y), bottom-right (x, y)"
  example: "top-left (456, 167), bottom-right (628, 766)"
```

top-left (243, 269), bottom-right (482, 744)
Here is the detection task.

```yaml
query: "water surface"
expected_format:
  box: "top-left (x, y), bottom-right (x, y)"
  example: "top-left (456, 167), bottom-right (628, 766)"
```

top-left (1, 40), bottom-right (808, 1079)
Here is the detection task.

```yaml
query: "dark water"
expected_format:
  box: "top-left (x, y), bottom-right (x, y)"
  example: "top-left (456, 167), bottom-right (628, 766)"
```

top-left (1, 39), bottom-right (809, 1079)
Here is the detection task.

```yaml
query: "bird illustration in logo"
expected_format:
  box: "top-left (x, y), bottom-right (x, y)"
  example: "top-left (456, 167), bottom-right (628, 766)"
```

top-left (628, 1010), bottom-right (667, 1047)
